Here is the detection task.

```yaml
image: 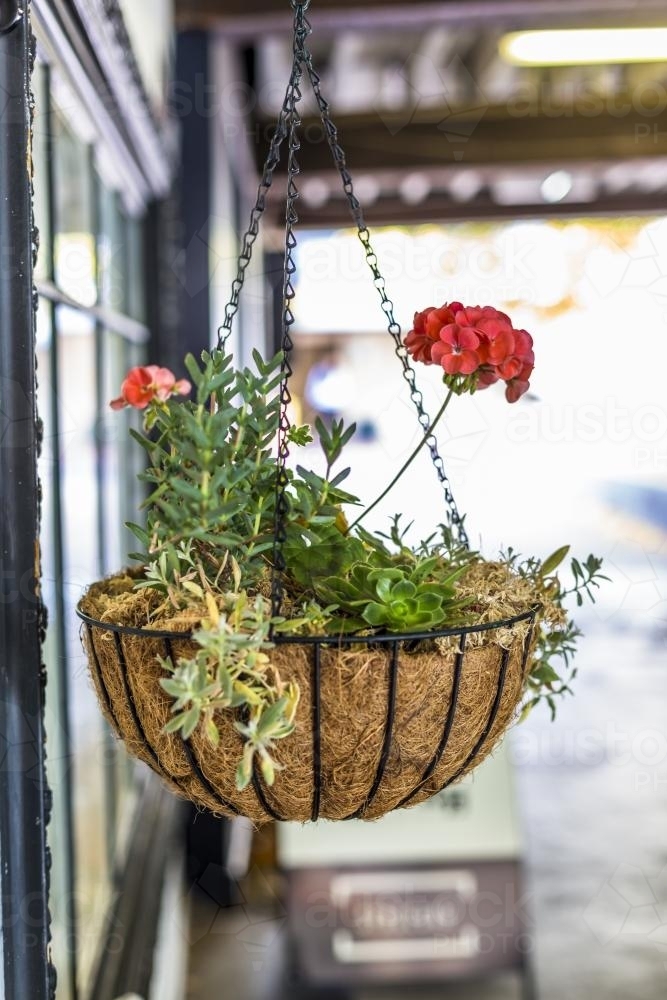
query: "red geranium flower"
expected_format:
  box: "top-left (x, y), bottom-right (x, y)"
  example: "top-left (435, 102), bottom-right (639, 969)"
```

top-left (404, 303), bottom-right (463, 364)
top-left (404, 300), bottom-right (534, 403)
top-left (110, 365), bottom-right (191, 410)
top-left (431, 325), bottom-right (481, 375)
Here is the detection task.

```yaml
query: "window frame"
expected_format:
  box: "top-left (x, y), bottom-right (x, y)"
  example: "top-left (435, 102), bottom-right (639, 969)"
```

top-left (6, 4), bottom-right (185, 999)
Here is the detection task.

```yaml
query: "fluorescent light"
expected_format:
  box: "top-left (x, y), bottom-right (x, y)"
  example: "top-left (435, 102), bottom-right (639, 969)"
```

top-left (500, 28), bottom-right (667, 66)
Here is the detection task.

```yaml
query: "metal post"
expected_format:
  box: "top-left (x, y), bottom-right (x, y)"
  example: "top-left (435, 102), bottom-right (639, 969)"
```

top-left (0, 3), bottom-right (55, 998)
top-left (175, 31), bottom-right (212, 362)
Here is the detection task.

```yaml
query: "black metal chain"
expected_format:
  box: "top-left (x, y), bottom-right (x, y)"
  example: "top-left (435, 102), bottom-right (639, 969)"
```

top-left (220, 0), bottom-right (469, 617)
top-left (217, 73), bottom-right (295, 346)
top-left (270, 6), bottom-right (306, 618)
top-left (299, 26), bottom-right (469, 549)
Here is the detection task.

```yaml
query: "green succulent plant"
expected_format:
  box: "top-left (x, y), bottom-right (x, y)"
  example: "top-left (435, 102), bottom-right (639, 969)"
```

top-left (316, 559), bottom-right (471, 633)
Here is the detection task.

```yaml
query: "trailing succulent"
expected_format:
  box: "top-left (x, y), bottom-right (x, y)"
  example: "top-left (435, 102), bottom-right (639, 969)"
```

top-left (109, 343), bottom-right (607, 790)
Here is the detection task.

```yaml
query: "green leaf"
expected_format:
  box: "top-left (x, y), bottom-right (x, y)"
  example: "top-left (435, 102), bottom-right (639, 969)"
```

top-left (390, 579), bottom-right (417, 601)
top-left (410, 556), bottom-right (439, 583)
top-left (374, 575), bottom-right (395, 603)
top-left (314, 416), bottom-right (331, 451)
top-left (235, 757), bottom-right (253, 791)
top-left (128, 427), bottom-right (156, 453)
top-left (257, 698), bottom-right (288, 737)
top-left (181, 706), bottom-right (201, 740)
top-left (541, 545), bottom-right (570, 577)
top-left (417, 593), bottom-right (442, 612)
top-left (205, 718), bottom-right (220, 746)
top-left (362, 603), bottom-right (389, 627)
top-left (168, 479), bottom-right (207, 503)
top-left (183, 352), bottom-right (204, 388)
top-left (260, 754), bottom-right (276, 786)
top-left (339, 422), bottom-right (357, 449)
top-left (329, 468), bottom-right (351, 488)
top-left (126, 522), bottom-right (150, 546)
top-left (160, 679), bottom-right (185, 698)
top-left (518, 698), bottom-right (539, 724)
top-left (163, 714), bottom-right (187, 735)
top-left (532, 664), bottom-right (561, 685)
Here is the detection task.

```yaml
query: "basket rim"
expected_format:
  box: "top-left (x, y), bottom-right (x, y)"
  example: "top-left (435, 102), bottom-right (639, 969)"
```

top-left (76, 603), bottom-right (539, 645)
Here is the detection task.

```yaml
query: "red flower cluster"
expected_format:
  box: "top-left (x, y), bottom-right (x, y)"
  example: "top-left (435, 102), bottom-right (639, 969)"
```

top-left (405, 302), bottom-right (534, 403)
top-left (110, 366), bottom-right (191, 410)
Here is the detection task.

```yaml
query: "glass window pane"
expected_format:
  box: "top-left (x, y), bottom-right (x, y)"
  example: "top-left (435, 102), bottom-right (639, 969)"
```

top-left (99, 188), bottom-right (127, 313)
top-left (124, 216), bottom-right (146, 323)
top-left (52, 113), bottom-right (96, 307)
top-left (56, 307), bottom-right (114, 992)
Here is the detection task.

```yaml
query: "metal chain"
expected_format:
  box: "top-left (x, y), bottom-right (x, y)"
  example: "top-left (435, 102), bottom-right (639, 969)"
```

top-left (298, 19), bottom-right (469, 547)
top-left (270, 4), bottom-right (307, 617)
top-left (217, 73), bottom-right (295, 346)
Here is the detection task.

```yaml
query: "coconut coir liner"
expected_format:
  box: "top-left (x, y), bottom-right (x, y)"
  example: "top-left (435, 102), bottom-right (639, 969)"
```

top-left (79, 576), bottom-right (532, 825)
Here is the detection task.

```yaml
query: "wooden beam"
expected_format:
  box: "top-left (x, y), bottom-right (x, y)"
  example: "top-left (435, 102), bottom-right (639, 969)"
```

top-left (176, 0), bottom-right (667, 34)
top-left (253, 101), bottom-right (667, 173)
top-left (274, 191), bottom-right (667, 228)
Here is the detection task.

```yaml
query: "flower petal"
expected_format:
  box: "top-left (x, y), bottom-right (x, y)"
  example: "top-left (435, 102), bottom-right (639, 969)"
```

top-left (405, 330), bottom-right (434, 363)
top-left (152, 367), bottom-right (177, 401)
top-left (505, 379), bottom-right (530, 403)
top-left (430, 342), bottom-right (451, 365)
top-left (476, 369), bottom-right (500, 390)
top-left (439, 350), bottom-right (462, 374)
top-left (457, 327), bottom-right (480, 351)
top-left (498, 358), bottom-right (522, 380)
top-left (413, 307), bottom-right (435, 335)
top-left (486, 329), bottom-right (515, 364)
top-left (458, 350), bottom-right (481, 375)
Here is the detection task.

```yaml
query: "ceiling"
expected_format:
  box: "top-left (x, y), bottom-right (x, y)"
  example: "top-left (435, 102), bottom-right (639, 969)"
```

top-left (176, 0), bottom-right (667, 32)
top-left (177, 0), bottom-right (667, 224)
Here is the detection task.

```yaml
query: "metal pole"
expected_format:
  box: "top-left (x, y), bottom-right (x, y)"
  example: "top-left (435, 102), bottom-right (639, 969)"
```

top-left (0, 2), bottom-right (55, 997)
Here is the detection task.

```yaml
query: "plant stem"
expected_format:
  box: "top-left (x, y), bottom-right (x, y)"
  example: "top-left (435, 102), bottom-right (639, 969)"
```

top-left (348, 388), bottom-right (454, 533)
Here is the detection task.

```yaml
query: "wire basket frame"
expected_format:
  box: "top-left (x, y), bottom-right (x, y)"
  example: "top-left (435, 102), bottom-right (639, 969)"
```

top-left (77, 606), bottom-right (537, 822)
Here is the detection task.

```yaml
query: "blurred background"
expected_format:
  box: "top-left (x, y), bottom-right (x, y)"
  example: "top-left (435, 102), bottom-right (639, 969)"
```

top-left (24, 1), bottom-right (667, 998)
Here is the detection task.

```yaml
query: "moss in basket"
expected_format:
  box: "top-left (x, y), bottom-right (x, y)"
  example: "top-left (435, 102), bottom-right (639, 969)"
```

top-left (100, 303), bottom-right (607, 792)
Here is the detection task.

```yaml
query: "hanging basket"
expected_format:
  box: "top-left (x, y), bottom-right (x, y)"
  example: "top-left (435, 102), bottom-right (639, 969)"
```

top-left (76, 0), bottom-right (547, 825)
top-left (78, 594), bottom-right (536, 823)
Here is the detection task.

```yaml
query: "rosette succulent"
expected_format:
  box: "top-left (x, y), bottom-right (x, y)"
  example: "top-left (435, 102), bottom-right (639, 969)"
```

top-left (316, 560), bottom-right (471, 633)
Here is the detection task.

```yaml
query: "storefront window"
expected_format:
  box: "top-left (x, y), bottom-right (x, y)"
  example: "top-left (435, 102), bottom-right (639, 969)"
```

top-left (33, 60), bottom-right (150, 1000)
